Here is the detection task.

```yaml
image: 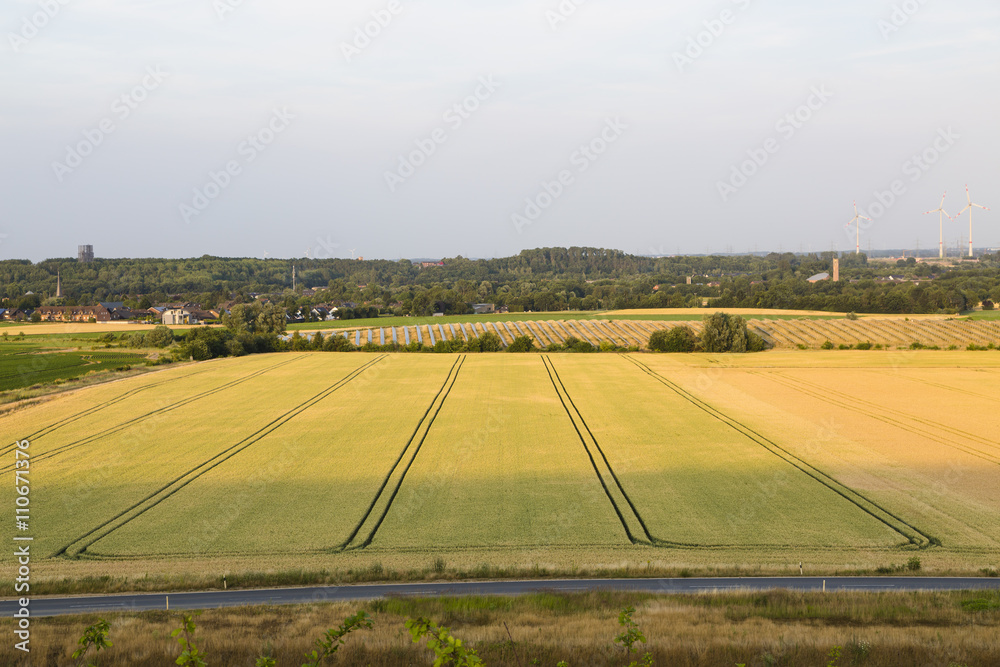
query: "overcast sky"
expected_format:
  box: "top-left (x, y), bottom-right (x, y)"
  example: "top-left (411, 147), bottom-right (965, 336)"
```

top-left (2, 0), bottom-right (998, 262)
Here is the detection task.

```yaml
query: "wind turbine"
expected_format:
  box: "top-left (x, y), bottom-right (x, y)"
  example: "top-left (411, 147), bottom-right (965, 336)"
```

top-left (846, 201), bottom-right (871, 255)
top-left (924, 192), bottom-right (951, 259)
top-left (956, 185), bottom-right (990, 258)
top-left (349, 249), bottom-right (357, 260)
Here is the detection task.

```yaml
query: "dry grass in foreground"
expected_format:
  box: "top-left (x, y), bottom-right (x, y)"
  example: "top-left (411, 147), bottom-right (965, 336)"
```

top-left (4, 590), bottom-right (999, 666)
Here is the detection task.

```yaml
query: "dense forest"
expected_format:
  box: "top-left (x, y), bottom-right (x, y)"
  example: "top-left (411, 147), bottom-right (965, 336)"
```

top-left (2, 247), bottom-right (999, 316)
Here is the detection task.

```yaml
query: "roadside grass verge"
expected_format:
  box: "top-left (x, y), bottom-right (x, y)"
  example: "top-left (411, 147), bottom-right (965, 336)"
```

top-left (15, 561), bottom-right (1000, 597)
top-left (3, 590), bottom-right (998, 666)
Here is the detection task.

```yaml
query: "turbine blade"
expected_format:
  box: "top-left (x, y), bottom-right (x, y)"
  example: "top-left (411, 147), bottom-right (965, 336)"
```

top-left (974, 204), bottom-right (989, 210)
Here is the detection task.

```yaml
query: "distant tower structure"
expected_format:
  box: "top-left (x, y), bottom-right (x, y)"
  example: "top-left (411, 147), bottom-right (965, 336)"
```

top-left (56, 270), bottom-right (63, 298)
top-left (292, 265), bottom-right (297, 291)
top-left (78, 245), bottom-right (94, 263)
top-left (832, 258), bottom-right (840, 282)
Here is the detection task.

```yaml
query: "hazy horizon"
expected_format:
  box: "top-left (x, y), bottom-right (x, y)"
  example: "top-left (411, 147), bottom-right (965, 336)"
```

top-left (3, 1), bottom-right (998, 263)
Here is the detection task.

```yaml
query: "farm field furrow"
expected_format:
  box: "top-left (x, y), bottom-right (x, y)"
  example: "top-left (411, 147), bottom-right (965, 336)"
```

top-left (763, 371), bottom-right (1000, 459)
top-left (63, 356), bottom-right (390, 557)
top-left (3, 348), bottom-right (999, 577)
top-left (22, 355), bottom-right (384, 558)
top-left (85, 355), bottom-right (465, 557)
top-left (369, 355), bottom-right (630, 550)
top-left (654, 359), bottom-right (1000, 549)
top-left (0, 361), bottom-right (217, 456)
top-left (548, 355), bottom-right (909, 548)
top-left (2, 355), bottom-right (306, 470)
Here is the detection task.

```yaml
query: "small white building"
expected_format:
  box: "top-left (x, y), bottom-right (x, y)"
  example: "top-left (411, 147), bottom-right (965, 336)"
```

top-left (162, 308), bottom-right (198, 325)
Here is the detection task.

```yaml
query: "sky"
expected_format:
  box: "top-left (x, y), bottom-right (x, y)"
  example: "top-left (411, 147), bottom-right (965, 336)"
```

top-left (1, 0), bottom-right (998, 262)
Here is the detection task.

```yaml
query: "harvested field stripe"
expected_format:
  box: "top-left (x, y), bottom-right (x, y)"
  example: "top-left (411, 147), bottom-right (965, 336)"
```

top-left (592, 320), bottom-right (630, 347)
top-left (755, 371), bottom-right (1000, 464)
top-left (571, 321), bottom-right (602, 346)
top-left (502, 321), bottom-right (518, 341)
top-left (56, 355), bottom-right (389, 558)
top-left (623, 355), bottom-right (935, 548)
top-left (553, 321), bottom-right (575, 342)
top-left (490, 322), bottom-right (509, 346)
top-left (602, 321), bottom-right (639, 347)
top-left (339, 356), bottom-right (467, 550)
top-left (617, 320), bottom-right (653, 347)
top-left (525, 321), bottom-right (552, 347)
top-left (2, 355), bottom-right (307, 473)
top-left (540, 321), bottom-right (566, 344)
top-left (541, 356), bottom-right (652, 546)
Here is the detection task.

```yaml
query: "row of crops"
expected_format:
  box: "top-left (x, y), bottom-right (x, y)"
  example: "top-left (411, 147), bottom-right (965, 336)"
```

top-left (308, 318), bottom-right (1000, 351)
top-left (752, 319), bottom-right (1000, 349)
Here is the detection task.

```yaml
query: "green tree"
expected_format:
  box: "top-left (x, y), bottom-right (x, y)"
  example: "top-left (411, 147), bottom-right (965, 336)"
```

top-left (302, 610), bottom-right (373, 666)
top-left (290, 331), bottom-right (311, 351)
top-left (615, 606), bottom-right (653, 667)
top-left (478, 331), bottom-right (503, 352)
top-left (72, 619), bottom-right (112, 667)
top-left (171, 614), bottom-right (207, 667)
top-left (507, 335), bottom-right (535, 353)
top-left (648, 326), bottom-right (697, 352)
top-left (700, 312), bottom-right (766, 353)
top-left (223, 302), bottom-right (287, 335)
top-left (405, 617), bottom-right (484, 666)
top-left (146, 325), bottom-right (175, 348)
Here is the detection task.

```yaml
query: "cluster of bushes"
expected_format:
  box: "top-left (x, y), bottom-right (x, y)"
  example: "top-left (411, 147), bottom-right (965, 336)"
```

top-left (816, 340), bottom-right (1000, 351)
top-left (544, 336), bottom-right (636, 353)
top-left (333, 306), bottom-right (382, 320)
top-left (288, 330), bottom-right (508, 354)
top-left (819, 340), bottom-right (881, 350)
top-left (124, 325), bottom-right (176, 349)
top-left (648, 313), bottom-right (768, 354)
top-left (285, 331), bottom-right (642, 355)
top-left (175, 328), bottom-right (283, 361)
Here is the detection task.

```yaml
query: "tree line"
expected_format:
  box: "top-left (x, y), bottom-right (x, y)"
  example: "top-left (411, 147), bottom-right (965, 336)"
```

top-left (3, 248), bottom-right (998, 316)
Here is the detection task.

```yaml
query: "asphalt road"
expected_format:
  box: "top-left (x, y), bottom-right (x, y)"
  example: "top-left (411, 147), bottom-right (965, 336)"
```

top-left (5, 577), bottom-right (1000, 618)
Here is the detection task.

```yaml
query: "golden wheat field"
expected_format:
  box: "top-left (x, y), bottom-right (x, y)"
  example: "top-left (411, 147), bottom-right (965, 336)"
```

top-left (2, 349), bottom-right (999, 587)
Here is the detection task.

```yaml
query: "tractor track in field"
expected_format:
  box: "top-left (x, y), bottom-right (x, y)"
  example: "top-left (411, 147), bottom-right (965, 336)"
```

top-left (1, 356), bottom-right (306, 474)
top-left (541, 356), bottom-right (661, 547)
top-left (753, 371), bottom-right (1000, 465)
top-left (1, 366), bottom-right (218, 457)
top-left (337, 355), bottom-right (466, 552)
top-left (53, 356), bottom-right (388, 559)
top-left (888, 372), bottom-right (1000, 405)
top-left (623, 355), bottom-right (936, 549)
